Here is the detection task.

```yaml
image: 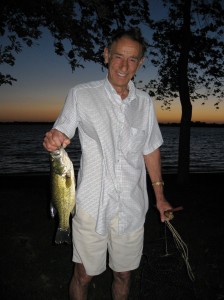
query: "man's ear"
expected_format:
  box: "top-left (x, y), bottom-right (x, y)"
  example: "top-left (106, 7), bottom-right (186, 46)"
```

top-left (138, 57), bottom-right (145, 69)
top-left (104, 48), bottom-right (109, 64)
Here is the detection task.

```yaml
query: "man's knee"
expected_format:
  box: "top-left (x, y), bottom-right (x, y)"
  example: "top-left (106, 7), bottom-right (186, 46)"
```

top-left (113, 271), bottom-right (131, 283)
top-left (69, 263), bottom-right (93, 300)
top-left (112, 271), bottom-right (131, 299)
top-left (74, 263), bottom-right (93, 286)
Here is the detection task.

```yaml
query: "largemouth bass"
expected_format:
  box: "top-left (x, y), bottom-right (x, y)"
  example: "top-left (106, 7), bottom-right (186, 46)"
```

top-left (50, 147), bottom-right (76, 244)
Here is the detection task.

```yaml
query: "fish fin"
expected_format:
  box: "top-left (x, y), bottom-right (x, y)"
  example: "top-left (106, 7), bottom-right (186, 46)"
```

top-left (50, 202), bottom-right (57, 218)
top-left (66, 170), bottom-right (72, 178)
top-left (55, 228), bottom-right (71, 245)
top-left (71, 205), bottom-right (76, 217)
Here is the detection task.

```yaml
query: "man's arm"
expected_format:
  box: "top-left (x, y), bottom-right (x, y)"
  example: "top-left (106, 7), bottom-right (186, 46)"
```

top-left (144, 148), bottom-right (173, 222)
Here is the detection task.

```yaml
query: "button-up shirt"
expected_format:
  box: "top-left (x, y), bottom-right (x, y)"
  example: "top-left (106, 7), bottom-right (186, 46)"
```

top-left (53, 77), bottom-right (163, 235)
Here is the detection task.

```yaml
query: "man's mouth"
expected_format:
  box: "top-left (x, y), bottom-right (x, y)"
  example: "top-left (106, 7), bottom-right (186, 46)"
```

top-left (117, 72), bottom-right (127, 77)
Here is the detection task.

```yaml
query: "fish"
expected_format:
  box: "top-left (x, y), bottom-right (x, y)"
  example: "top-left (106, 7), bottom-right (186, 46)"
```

top-left (50, 147), bottom-right (76, 244)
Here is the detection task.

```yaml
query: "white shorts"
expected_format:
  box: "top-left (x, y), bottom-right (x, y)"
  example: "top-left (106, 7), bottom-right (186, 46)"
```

top-left (72, 207), bottom-right (144, 276)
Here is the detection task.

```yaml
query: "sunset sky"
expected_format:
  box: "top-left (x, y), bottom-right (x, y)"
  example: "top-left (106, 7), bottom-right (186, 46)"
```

top-left (1, 28), bottom-right (223, 124)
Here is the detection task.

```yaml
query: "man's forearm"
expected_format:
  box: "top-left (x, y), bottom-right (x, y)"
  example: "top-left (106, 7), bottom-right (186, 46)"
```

top-left (144, 148), bottom-right (165, 202)
top-left (144, 148), bottom-right (163, 182)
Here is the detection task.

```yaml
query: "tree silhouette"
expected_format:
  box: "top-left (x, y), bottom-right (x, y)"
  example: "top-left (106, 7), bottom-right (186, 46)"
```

top-left (0, 0), bottom-right (150, 85)
top-left (143, 0), bottom-right (224, 183)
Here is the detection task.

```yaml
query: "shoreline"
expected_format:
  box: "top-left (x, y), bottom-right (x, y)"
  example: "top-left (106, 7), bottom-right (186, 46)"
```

top-left (1, 121), bottom-right (224, 127)
top-left (0, 171), bottom-right (223, 185)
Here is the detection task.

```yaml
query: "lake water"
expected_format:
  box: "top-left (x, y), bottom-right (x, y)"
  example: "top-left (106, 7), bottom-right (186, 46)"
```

top-left (0, 123), bottom-right (223, 174)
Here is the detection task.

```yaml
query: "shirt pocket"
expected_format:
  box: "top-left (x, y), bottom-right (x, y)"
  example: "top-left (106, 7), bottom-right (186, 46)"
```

top-left (128, 127), bottom-right (146, 153)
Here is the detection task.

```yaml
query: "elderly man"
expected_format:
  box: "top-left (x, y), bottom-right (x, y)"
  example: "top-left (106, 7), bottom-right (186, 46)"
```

top-left (43, 27), bottom-right (172, 300)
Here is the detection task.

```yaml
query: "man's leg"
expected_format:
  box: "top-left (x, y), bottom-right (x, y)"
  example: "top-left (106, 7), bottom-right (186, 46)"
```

top-left (108, 216), bottom-right (144, 300)
top-left (112, 271), bottom-right (131, 300)
top-left (69, 263), bottom-right (93, 300)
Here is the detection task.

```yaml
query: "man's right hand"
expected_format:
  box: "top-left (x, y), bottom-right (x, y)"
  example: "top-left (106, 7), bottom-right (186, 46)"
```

top-left (43, 129), bottom-right (71, 152)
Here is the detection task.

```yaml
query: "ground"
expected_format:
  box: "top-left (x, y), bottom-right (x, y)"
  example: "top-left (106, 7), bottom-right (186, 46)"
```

top-left (0, 173), bottom-right (223, 300)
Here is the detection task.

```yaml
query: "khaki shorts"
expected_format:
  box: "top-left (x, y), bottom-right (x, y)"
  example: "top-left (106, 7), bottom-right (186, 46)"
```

top-left (72, 207), bottom-right (144, 276)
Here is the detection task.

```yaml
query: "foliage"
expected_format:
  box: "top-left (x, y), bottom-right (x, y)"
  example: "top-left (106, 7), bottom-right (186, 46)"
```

top-left (0, 0), bottom-right (150, 85)
top-left (143, 0), bottom-right (224, 110)
top-left (1, 0), bottom-right (223, 106)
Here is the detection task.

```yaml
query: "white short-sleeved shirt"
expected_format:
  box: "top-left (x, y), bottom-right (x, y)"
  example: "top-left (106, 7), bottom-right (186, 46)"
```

top-left (54, 77), bottom-right (163, 235)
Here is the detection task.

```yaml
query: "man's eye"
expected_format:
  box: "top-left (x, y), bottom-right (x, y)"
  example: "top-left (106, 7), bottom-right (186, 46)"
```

top-left (129, 58), bottom-right (138, 63)
top-left (114, 54), bottom-right (122, 59)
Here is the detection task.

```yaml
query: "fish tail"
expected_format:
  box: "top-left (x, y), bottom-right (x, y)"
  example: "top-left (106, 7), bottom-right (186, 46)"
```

top-left (50, 202), bottom-right (57, 218)
top-left (55, 228), bottom-right (71, 244)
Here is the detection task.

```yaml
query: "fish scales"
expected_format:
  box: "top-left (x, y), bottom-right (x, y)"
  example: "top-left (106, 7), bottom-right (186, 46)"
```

top-left (50, 147), bottom-right (76, 244)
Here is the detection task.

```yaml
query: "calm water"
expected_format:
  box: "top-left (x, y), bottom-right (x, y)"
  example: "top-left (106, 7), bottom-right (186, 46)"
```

top-left (0, 124), bottom-right (223, 174)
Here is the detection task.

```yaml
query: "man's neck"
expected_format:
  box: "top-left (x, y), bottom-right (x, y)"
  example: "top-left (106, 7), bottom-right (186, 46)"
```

top-left (115, 86), bottom-right (129, 100)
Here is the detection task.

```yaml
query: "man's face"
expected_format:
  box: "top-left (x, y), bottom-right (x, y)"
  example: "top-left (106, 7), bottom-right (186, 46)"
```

top-left (104, 37), bottom-right (144, 93)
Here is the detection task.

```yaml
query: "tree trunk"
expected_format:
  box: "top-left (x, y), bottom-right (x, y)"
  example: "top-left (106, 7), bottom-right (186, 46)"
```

top-left (178, 100), bottom-right (192, 184)
top-left (177, 0), bottom-right (192, 185)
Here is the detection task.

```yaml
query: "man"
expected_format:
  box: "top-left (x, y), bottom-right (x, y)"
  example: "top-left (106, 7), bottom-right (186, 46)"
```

top-left (43, 27), bottom-right (173, 300)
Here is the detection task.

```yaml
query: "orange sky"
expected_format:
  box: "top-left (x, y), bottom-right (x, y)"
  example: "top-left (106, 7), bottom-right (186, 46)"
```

top-left (155, 98), bottom-right (224, 124)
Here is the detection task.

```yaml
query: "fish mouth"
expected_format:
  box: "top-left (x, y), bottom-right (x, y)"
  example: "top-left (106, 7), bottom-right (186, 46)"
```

top-left (50, 148), bottom-right (62, 158)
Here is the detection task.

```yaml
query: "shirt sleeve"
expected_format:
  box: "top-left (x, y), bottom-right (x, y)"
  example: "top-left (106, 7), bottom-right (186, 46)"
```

top-left (53, 88), bottom-right (79, 139)
top-left (142, 98), bottom-right (163, 155)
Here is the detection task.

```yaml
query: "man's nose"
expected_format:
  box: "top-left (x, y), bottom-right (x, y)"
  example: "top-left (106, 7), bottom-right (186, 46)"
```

top-left (120, 58), bottom-right (129, 71)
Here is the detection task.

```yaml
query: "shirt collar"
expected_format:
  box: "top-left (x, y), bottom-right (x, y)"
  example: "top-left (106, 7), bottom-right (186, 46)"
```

top-left (104, 76), bottom-right (136, 105)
